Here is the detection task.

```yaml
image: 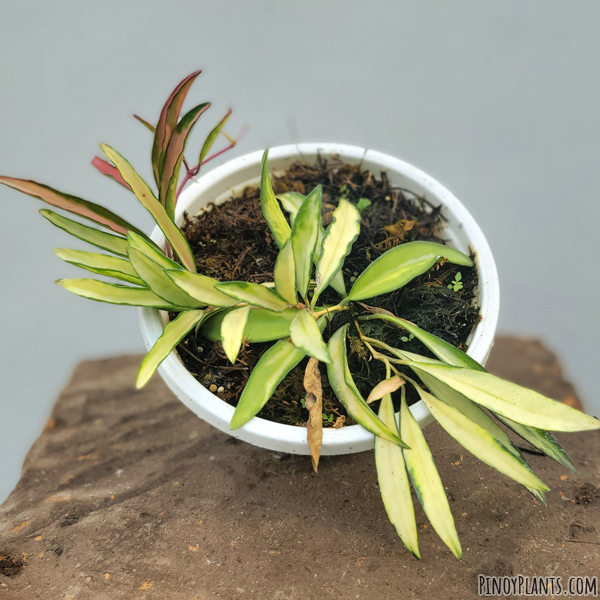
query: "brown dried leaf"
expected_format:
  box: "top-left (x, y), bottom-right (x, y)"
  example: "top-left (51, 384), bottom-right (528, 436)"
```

top-left (304, 358), bottom-right (323, 473)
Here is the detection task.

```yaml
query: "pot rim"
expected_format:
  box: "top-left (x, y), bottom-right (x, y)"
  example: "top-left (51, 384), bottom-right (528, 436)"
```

top-left (139, 143), bottom-right (500, 455)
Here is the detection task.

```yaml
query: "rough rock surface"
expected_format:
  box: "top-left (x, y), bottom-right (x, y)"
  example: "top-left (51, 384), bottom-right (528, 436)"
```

top-left (0, 337), bottom-right (598, 599)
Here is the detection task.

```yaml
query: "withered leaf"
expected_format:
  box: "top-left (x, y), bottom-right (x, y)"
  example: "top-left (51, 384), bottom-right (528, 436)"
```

top-left (304, 358), bottom-right (323, 473)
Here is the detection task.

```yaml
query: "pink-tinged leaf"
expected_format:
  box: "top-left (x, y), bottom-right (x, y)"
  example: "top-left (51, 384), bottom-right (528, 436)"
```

top-left (367, 376), bottom-right (405, 403)
top-left (199, 109), bottom-right (232, 165)
top-left (0, 176), bottom-right (148, 239)
top-left (151, 70), bottom-right (202, 188)
top-left (133, 114), bottom-right (156, 133)
top-left (92, 156), bottom-right (131, 190)
top-left (160, 102), bottom-right (211, 219)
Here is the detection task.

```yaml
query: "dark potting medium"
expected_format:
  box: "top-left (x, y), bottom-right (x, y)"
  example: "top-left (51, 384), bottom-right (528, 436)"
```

top-left (175, 158), bottom-right (481, 427)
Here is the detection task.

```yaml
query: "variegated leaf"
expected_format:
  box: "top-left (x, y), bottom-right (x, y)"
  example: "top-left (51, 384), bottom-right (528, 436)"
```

top-left (100, 145), bottom-right (196, 272)
top-left (40, 210), bottom-right (129, 256)
top-left (137, 310), bottom-right (206, 388)
top-left (274, 239), bottom-right (297, 305)
top-left (199, 109), bottom-right (232, 165)
top-left (260, 150), bottom-right (291, 249)
top-left (221, 305), bottom-right (252, 364)
top-left (289, 310), bottom-right (331, 363)
top-left (312, 198), bottom-right (360, 307)
top-left (54, 248), bottom-right (143, 286)
top-left (166, 270), bottom-right (239, 308)
top-left (215, 281), bottom-right (289, 312)
top-left (367, 376), bottom-right (404, 403)
top-left (348, 241), bottom-right (473, 302)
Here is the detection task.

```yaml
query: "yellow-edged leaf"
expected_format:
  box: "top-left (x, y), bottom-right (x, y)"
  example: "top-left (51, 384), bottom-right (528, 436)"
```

top-left (221, 305), bottom-right (252, 364)
top-left (289, 310), bottom-right (331, 363)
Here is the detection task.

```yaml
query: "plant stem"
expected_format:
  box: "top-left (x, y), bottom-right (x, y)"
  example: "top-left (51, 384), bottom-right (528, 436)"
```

top-left (312, 304), bottom-right (348, 319)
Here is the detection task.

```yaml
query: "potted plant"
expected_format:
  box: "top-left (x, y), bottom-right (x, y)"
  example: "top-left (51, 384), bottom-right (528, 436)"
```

top-left (2, 71), bottom-right (597, 560)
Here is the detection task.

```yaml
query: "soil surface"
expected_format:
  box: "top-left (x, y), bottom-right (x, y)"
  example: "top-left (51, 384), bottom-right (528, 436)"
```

top-left (0, 337), bottom-right (597, 600)
top-left (178, 158), bottom-right (480, 426)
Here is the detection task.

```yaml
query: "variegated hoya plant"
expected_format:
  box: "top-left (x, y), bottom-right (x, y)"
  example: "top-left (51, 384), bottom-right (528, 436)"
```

top-left (2, 72), bottom-right (598, 560)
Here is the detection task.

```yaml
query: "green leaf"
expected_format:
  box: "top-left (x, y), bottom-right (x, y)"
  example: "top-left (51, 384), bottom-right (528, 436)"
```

top-left (152, 70), bottom-right (201, 187)
top-left (415, 385), bottom-right (548, 491)
top-left (360, 314), bottom-right (482, 371)
top-left (127, 247), bottom-right (202, 308)
top-left (375, 393), bottom-right (420, 559)
top-left (0, 176), bottom-right (147, 238)
top-left (356, 197), bottom-right (372, 214)
top-left (278, 191), bottom-right (347, 297)
top-left (40, 210), bottom-right (129, 256)
top-left (100, 145), bottom-right (196, 272)
top-left (409, 361), bottom-right (600, 432)
top-left (400, 392), bottom-right (462, 559)
top-left (160, 102), bottom-right (211, 219)
top-left (289, 310), bottom-right (331, 363)
top-left (137, 310), bottom-right (206, 388)
top-left (126, 231), bottom-right (181, 271)
top-left (199, 109), bottom-right (232, 165)
top-left (496, 417), bottom-right (577, 475)
top-left (326, 325), bottom-right (408, 447)
top-left (274, 239), bottom-right (297, 305)
top-left (312, 199), bottom-right (360, 307)
top-left (221, 305), bottom-right (252, 364)
top-left (54, 248), bottom-right (144, 286)
top-left (58, 278), bottom-right (185, 309)
top-left (291, 186), bottom-right (322, 299)
top-left (348, 241), bottom-right (473, 302)
top-left (165, 270), bottom-right (239, 308)
top-left (214, 281), bottom-right (289, 312)
top-left (230, 338), bottom-right (306, 429)
top-left (260, 150), bottom-right (291, 249)
top-left (201, 306), bottom-right (299, 343)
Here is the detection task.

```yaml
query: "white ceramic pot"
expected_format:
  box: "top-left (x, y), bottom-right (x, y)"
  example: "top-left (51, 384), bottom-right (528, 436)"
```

top-left (139, 143), bottom-right (500, 455)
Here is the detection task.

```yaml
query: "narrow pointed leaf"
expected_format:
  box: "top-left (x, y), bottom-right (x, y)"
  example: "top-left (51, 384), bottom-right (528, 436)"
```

top-left (496, 417), bottom-right (577, 475)
top-left (289, 310), bottom-right (331, 363)
top-left (260, 150), bottom-right (291, 249)
top-left (400, 393), bottom-right (462, 559)
top-left (367, 376), bottom-right (404, 403)
top-left (230, 338), bottom-right (306, 429)
top-left (127, 247), bottom-right (202, 308)
top-left (40, 210), bottom-right (129, 256)
top-left (0, 176), bottom-right (147, 238)
top-left (215, 281), bottom-right (289, 312)
top-left (278, 190), bottom-right (346, 297)
top-left (362, 313), bottom-right (482, 371)
top-left (133, 114), bottom-right (156, 133)
top-left (292, 186), bottom-right (322, 298)
top-left (276, 191), bottom-right (305, 224)
top-left (327, 325), bottom-right (408, 447)
top-left (409, 362), bottom-right (600, 432)
top-left (415, 386), bottom-right (548, 491)
top-left (312, 198), bottom-right (360, 307)
top-left (348, 241), bottom-right (473, 302)
top-left (375, 393), bottom-right (420, 558)
top-left (199, 109), bottom-right (232, 165)
top-left (152, 70), bottom-right (201, 186)
top-left (58, 278), bottom-right (184, 309)
top-left (274, 239), bottom-right (297, 304)
top-left (422, 370), bottom-right (548, 501)
top-left (126, 231), bottom-right (181, 270)
top-left (55, 248), bottom-right (144, 285)
top-left (160, 102), bottom-right (211, 218)
top-left (221, 305), bottom-right (252, 364)
top-left (100, 145), bottom-right (196, 272)
top-left (201, 306), bottom-right (299, 342)
top-left (166, 270), bottom-right (239, 308)
top-left (137, 310), bottom-right (206, 388)
top-left (385, 337), bottom-right (576, 475)
top-left (91, 156), bottom-right (131, 190)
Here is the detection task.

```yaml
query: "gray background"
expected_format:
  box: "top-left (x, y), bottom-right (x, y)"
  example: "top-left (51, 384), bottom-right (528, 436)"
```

top-left (1, 0), bottom-right (599, 504)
